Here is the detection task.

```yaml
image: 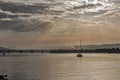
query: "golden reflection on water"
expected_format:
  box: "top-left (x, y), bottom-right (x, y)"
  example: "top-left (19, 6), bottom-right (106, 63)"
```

top-left (41, 54), bottom-right (120, 80)
top-left (34, 54), bottom-right (120, 80)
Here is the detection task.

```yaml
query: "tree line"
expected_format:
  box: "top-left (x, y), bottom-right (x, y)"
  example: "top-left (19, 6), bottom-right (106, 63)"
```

top-left (0, 47), bottom-right (120, 54)
top-left (50, 47), bottom-right (120, 53)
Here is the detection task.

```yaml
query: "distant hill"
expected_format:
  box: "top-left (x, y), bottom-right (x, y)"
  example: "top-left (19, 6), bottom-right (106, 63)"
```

top-left (0, 47), bottom-right (9, 50)
top-left (75, 43), bottom-right (120, 49)
top-left (1, 43), bottom-right (120, 50)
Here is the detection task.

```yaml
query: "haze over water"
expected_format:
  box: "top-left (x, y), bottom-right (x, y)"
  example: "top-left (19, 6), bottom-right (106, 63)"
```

top-left (0, 53), bottom-right (120, 80)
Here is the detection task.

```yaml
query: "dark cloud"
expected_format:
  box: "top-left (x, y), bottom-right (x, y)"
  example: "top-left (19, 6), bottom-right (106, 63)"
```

top-left (0, 1), bottom-right (55, 33)
top-left (0, 12), bottom-right (19, 19)
top-left (0, 2), bottom-right (49, 14)
top-left (0, 13), bottom-right (7, 18)
top-left (0, 20), bottom-right (53, 32)
top-left (73, 3), bottom-right (101, 9)
top-left (0, 6), bottom-right (32, 20)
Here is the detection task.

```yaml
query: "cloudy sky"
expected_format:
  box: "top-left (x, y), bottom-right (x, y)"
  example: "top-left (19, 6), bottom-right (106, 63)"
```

top-left (0, 0), bottom-right (120, 49)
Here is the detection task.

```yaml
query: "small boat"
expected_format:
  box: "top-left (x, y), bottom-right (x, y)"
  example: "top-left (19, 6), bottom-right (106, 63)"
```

top-left (77, 53), bottom-right (83, 57)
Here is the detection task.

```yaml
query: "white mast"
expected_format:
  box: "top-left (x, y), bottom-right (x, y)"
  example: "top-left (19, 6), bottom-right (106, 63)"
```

top-left (80, 40), bottom-right (82, 50)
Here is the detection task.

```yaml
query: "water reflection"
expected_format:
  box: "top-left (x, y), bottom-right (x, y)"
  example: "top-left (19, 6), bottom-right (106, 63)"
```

top-left (0, 54), bottom-right (120, 80)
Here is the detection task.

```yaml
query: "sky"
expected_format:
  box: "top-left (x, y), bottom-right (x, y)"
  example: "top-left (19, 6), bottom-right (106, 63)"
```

top-left (0, 0), bottom-right (120, 49)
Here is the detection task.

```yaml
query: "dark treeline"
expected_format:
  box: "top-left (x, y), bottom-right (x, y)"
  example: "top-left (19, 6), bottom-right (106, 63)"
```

top-left (50, 48), bottom-right (120, 53)
top-left (0, 47), bottom-right (120, 54)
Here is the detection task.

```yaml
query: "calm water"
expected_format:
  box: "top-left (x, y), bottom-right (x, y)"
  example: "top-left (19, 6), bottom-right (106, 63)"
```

top-left (0, 53), bottom-right (120, 80)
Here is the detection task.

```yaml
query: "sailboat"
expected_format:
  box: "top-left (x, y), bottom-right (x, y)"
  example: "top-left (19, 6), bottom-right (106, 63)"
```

top-left (77, 53), bottom-right (83, 57)
top-left (77, 41), bottom-right (83, 58)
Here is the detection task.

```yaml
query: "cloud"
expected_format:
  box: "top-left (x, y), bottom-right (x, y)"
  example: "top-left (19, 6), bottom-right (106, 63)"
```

top-left (0, 1), bottom-right (49, 13)
top-left (44, 18), bottom-right (115, 36)
top-left (0, 8), bottom-right (33, 21)
top-left (0, 18), bottom-right (13, 21)
top-left (0, 8), bottom-right (32, 16)
top-left (94, 9), bottom-right (120, 18)
top-left (0, 0), bottom-right (116, 17)
top-left (0, 1), bottom-right (65, 21)
top-left (0, 19), bottom-right (53, 32)
top-left (62, 0), bottom-right (114, 14)
top-left (0, 0), bottom-right (118, 33)
top-left (0, 1), bottom-right (57, 33)
top-left (0, 0), bottom-right (116, 22)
